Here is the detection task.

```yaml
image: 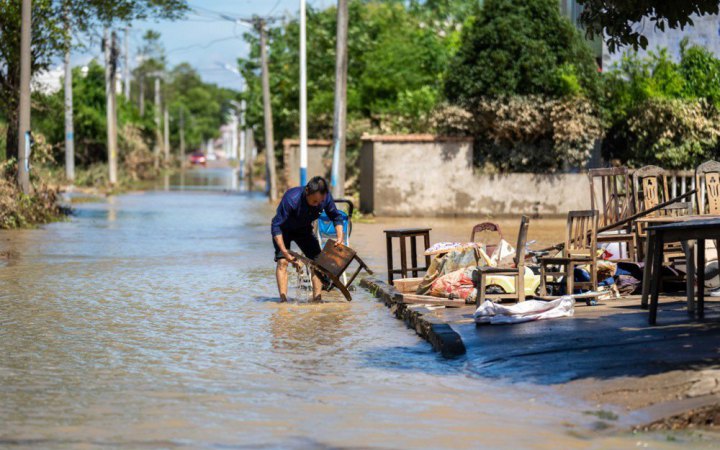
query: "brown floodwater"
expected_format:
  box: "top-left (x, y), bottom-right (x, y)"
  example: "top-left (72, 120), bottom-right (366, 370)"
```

top-left (0, 169), bottom-right (700, 448)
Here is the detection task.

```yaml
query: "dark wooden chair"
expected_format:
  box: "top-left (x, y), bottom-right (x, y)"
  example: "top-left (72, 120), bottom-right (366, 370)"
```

top-left (589, 167), bottom-right (637, 261)
top-left (474, 216), bottom-right (530, 305)
top-left (470, 222), bottom-right (503, 255)
top-left (540, 210), bottom-right (599, 296)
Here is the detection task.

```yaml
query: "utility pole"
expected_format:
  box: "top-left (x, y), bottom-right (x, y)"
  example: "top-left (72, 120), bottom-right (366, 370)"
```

top-left (163, 107), bottom-right (170, 162)
top-left (63, 2), bottom-right (75, 183)
top-left (246, 127), bottom-right (254, 192)
top-left (104, 28), bottom-right (119, 186)
top-left (179, 108), bottom-right (185, 158)
top-left (257, 17), bottom-right (278, 201)
top-left (239, 99), bottom-right (246, 180)
top-left (153, 76), bottom-right (161, 169)
top-left (139, 74), bottom-right (145, 116)
top-left (17, 0), bottom-right (32, 194)
top-left (124, 26), bottom-right (131, 99)
top-left (299, 0), bottom-right (308, 186)
top-left (331, 0), bottom-right (349, 198)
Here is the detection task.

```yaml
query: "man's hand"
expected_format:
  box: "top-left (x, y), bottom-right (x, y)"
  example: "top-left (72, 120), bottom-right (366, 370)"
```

top-left (283, 251), bottom-right (299, 267)
top-left (334, 235), bottom-right (344, 248)
top-left (334, 224), bottom-right (344, 247)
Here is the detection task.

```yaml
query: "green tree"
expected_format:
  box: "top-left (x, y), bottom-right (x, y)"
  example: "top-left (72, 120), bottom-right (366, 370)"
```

top-left (444, 0), bottom-right (600, 105)
top-left (0, 0), bottom-right (187, 163)
top-left (577, 0), bottom-right (720, 51)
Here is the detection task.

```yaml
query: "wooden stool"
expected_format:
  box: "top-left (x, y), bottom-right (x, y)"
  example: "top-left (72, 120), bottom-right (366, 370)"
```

top-left (384, 228), bottom-right (431, 284)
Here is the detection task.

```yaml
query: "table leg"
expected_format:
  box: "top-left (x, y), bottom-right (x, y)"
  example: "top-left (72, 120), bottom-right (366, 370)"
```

top-left (641, 231), bottom-right (655, 309)
top-left (423, 232), bottom-right (431, 271)
top-left (684, 240), bottom-right (695, 316)
top-left (399, 236), bottom-right (408, 280)
top-left (697, 239), bottom-right (706, 320)
top-left (386, 235), bottom-right (394, 285)
top-left (410, 236), bottom-right (418, 277)
top-left (649, 234), bottom-right (664, 325)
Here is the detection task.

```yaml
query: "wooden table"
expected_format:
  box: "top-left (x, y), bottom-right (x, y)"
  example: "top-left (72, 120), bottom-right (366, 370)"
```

top-left (384, 228), bottom-right (431, 284)
top-left (642, 218), bottom-right (720, 324)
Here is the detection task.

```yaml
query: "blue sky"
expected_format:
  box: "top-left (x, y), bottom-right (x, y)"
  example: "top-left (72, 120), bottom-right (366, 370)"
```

top-left (71, 0), bottom-right (334, 91)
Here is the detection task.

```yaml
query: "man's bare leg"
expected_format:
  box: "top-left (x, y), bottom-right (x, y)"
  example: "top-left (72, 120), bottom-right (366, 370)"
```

top-left (311, 271), bottom-right (322, 302)
top-left (276, 259), bottom-right (289, 302)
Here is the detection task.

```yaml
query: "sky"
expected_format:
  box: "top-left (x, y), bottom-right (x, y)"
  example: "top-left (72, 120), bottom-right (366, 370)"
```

top-left (66, 0), bottom-right (335, 91)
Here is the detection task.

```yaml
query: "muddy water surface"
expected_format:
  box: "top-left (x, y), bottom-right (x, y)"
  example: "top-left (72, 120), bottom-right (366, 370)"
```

top-left (0, 170), bottom-right (696, 448)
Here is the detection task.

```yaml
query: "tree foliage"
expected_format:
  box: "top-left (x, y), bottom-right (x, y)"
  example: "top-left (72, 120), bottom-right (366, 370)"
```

top-left (577, 0), bottom-right (720, 52)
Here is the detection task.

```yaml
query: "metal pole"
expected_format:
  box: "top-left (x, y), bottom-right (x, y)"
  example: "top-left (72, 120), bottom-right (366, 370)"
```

top-left (63, 7), bottom-right (75, 183)
top-left (17, 0), bottom-right (32, 194)
top-left (299, 0), bottom-right (308, 186)
top-left (331, 0), bottom-right (348, 198)
top-left (124, 26), bottom-right (130, 99)
top-left (154, 77), bottom-right (161, 169)
top-left (258, 18), bottom-right (278, 201)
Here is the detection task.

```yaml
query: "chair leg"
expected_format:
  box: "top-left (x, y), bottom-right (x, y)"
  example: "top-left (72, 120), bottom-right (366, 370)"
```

top-left (591, 261), bottom-right (598, 292)
top-left (649, 235), bottom-right (664, 325)
top-left (698, 239), bottom-right (706, 320)
top-left (517, 270), bottom-right (525, 303)
top-left (478, 273), bottom-right (487, 307)
top-left (540, 263), bottom-right (548, 296)
top-left (566, 263), bottom-right (574, 296)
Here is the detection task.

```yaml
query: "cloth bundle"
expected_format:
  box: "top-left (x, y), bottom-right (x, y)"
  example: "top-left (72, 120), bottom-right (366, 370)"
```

top-left (474, 296), bottom-right (575, 325)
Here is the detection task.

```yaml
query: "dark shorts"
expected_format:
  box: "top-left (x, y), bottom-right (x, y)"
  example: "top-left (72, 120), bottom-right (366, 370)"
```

top-left (273, 228), bottom-right (322, 262)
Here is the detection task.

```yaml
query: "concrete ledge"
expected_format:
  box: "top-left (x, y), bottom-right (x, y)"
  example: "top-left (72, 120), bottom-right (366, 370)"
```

top-left (360, 277), bottom-right (466, 358)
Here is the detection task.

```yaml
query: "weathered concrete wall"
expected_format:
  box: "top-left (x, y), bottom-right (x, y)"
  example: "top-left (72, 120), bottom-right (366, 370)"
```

top-left (360, 135), bottom-right (589, 217)
top-left (283, 139), bottom-right (332, 188)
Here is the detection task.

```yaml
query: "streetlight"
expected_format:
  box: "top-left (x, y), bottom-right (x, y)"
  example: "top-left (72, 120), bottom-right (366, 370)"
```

top-left (299, 0), bottom-right (308, 186)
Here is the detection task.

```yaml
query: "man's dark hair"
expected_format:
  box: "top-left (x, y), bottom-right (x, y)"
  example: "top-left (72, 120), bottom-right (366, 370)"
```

top-left (305, 176), bottom-right (329, 195)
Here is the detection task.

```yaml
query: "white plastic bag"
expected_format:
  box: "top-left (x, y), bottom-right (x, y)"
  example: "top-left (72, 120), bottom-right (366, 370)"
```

top-left (489, 239), bottom-right (515, 267)
top-left (473, 296), bottom-right (575, 325)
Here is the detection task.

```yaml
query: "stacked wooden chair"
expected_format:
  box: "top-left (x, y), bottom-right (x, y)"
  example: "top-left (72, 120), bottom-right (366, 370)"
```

top-left (589, 167), bottom-right (636, 261)
top-left (539, 210), bottom-right (599, 297)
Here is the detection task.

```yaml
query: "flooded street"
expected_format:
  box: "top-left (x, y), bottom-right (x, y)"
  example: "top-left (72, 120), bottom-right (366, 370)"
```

top-left (0, 170), bottom-right (689, 448)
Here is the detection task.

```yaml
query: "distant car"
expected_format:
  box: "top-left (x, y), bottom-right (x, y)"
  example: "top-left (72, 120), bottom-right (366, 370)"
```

top-left (189, 151), bottom-right (206, 166)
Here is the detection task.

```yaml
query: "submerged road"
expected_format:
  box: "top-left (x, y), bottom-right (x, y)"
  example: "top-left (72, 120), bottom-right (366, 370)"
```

top-left (0, 169), bottom-right (701, 448)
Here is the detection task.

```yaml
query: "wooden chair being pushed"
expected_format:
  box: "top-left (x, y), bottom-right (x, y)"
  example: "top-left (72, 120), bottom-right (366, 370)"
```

top-left (540, 210), bottom-right (599, 297)
top-left (474, 216), bottom-right (530, 306)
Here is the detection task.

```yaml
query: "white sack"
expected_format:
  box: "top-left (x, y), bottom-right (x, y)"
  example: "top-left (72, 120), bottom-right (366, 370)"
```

top-left (474, 296), bottom-right (575, 325)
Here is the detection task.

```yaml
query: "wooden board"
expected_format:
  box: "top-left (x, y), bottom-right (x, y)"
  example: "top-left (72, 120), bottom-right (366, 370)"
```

top-left (393, 277), bottom-right (424, 294)
top-left (399, 293), bottom-right (466, 308)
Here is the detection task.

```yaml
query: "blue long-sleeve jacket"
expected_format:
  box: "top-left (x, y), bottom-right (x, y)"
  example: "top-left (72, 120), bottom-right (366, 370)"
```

top-left (271, 187), bottom-right (344, 236)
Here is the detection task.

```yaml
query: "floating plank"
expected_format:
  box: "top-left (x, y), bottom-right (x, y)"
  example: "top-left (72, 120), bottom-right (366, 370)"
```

top-left (393, 277), bottom-right (424, 293)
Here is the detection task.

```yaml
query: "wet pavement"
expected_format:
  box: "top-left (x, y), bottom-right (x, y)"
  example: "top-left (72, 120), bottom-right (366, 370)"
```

top-left (0, 169), bottom-right (713, 448)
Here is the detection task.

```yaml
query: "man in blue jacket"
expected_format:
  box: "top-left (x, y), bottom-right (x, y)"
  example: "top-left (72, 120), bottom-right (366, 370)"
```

top-left (271, 176), bottom-right (344, 302)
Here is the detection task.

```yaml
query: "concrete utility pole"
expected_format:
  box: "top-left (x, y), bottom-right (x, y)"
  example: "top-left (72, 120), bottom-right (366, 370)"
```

top-left (179, 108), bottom-right (185, 158)
top-left (154, 76), bottom-right (161, 169)
top-left (331, 0), bottom-right (349, 198)
top-left (63, 4), bottom-right (75, 183)
top-left (246, 127), bottom-right (254, 192)
top-left (17, 0), bottom-right (32, 194)
top-left (257, 17), bottom-right (278, 201)
top-left (104, 28), bottom-right (119, 186)
top-left (124, 26), bottom-right (131, 99)
top-left (139, 74), bottom-right (145, 116)
top-left (163, 107), bottom-right (170, 162)
top-left (299, 0), bottom-right (308, 186)
top-left (239, 99), bottom-right (246, 180)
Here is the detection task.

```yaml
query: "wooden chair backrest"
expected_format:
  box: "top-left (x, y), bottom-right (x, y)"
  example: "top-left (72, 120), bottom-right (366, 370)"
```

top-left (513, 216), bottom-right (530, 268)
top-left (565, 210), bottom-right (598, 259)
top-left (589, 167), bottom-right (634, 229)
top-left (660, 201), bottom-right (693, 217)
top-left (470, 222), bottom-right (503, 244)
top-left (695, 160), bottom-right (720, 215)
top-left (633, 165), bottom-right (669, 216)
